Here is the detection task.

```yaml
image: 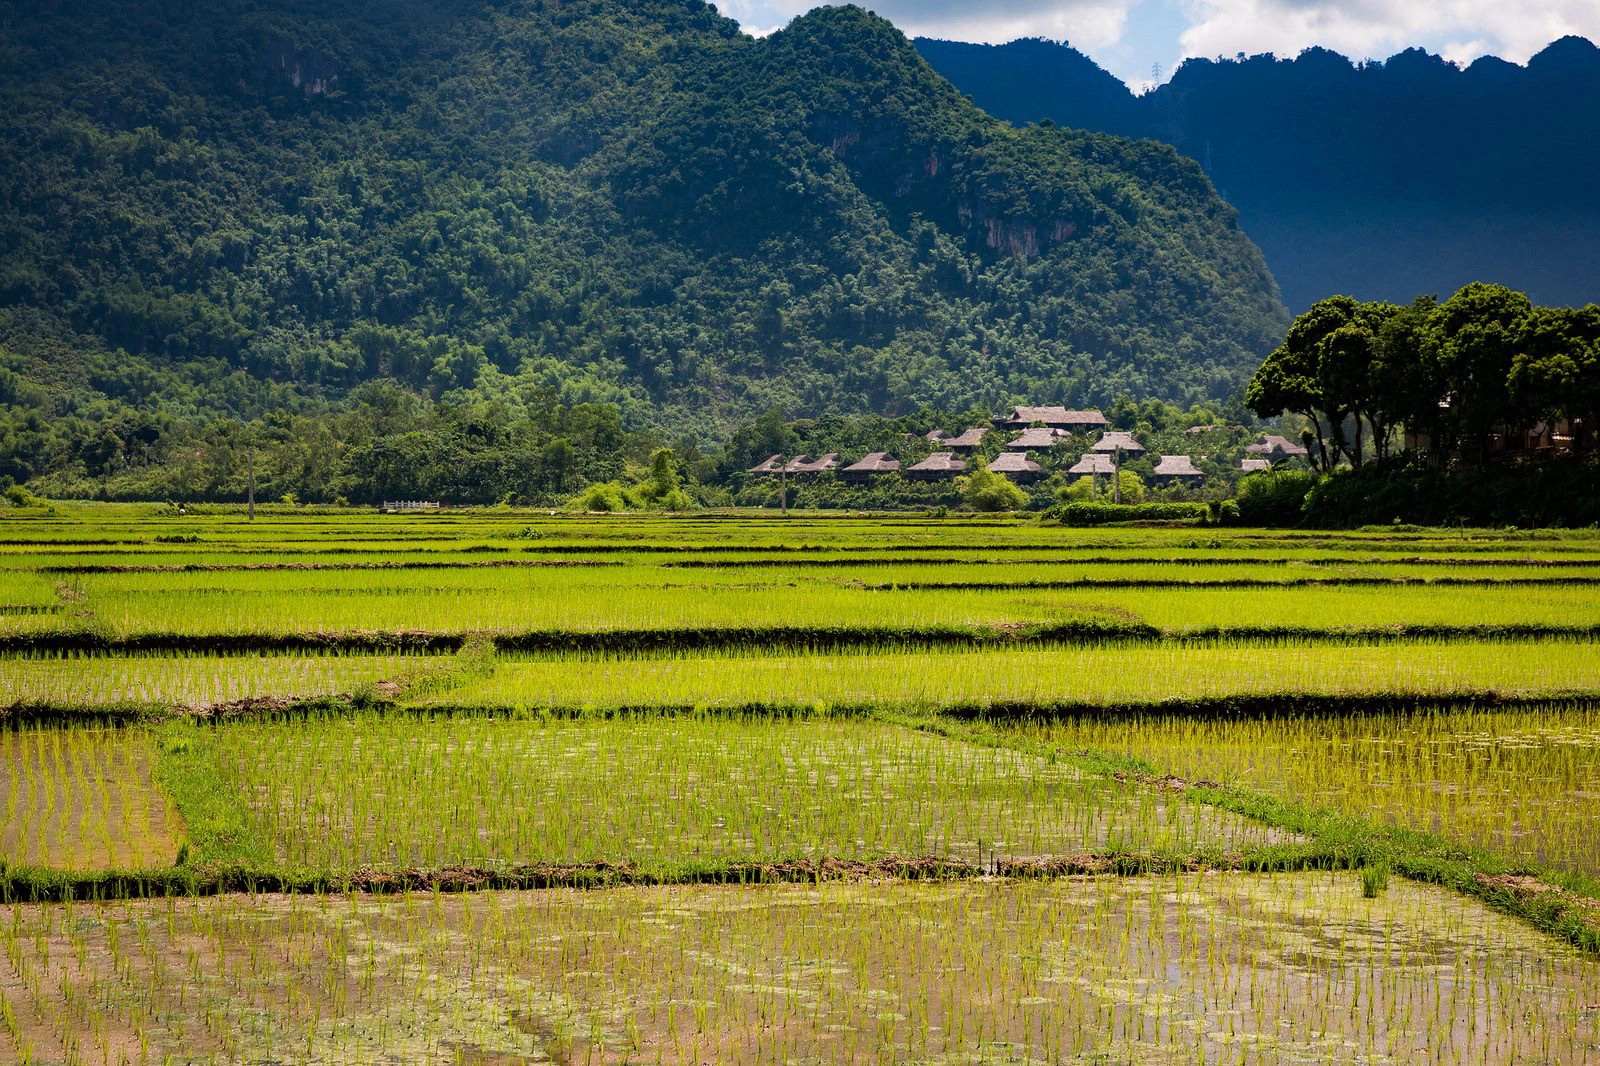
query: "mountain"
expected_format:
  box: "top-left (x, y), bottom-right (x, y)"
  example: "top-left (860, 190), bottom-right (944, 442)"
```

top-left (917, 36), bottom-right (1600, 311)
top-left (0, 0), bottom-right (1285, 438)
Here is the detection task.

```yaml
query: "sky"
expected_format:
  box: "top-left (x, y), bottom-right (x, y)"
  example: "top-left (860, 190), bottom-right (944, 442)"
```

top-left (714, 0), bottom-right (1600, 89)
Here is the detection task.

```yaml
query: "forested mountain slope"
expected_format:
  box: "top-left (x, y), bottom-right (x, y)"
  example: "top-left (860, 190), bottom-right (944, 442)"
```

top-left (0, 0), bottom-right (1284, 440)
top-left (918, 36), bottom-right (1600, 311)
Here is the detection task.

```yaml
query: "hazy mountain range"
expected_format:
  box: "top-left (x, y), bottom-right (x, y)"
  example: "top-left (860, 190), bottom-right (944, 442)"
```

top-left (918, 35), bottom-right (1600, 310)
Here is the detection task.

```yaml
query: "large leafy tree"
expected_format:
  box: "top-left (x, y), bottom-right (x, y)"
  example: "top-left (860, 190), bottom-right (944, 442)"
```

top-left (1247, 295), bottom-right (1365, 470)
top-left (1509, 305), bottom-right (1600, 444)
top-left (1251, 283), bottom-right (1600, 469)
top-left (1423, 283), bottom-right (1534, 459)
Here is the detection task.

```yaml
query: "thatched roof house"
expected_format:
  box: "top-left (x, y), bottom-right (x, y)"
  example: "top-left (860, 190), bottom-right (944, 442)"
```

top-left (999, 406), bottom-right (1108, 432)
top-left (906, 451), bottom-right (966, 480)
top-left (926, 429), bottom-right (951, 443)
top-left (784, 453), bottom-right (840, 475)
top-left (749, 454), bottom-right (785, 475)
top-left (1240, 458), bottom-right (1273, 472)
top-left (944, 427), bottom-right (990, 450)
top-left (841, 452), bottom-right (900, 481)
top-left (988, 452), bottom-right (1042, 483)
top-left (1091, 431), bottom-right (1146, 455)
top-left (1246, 434), bottom-right (1309, 457)
top-left (1005, 427), bottom-right (1067, 451)
top-left (1067, 454), bottom-right (1117, 475)
top-left (1152, 455), bottom-right (1205, 482)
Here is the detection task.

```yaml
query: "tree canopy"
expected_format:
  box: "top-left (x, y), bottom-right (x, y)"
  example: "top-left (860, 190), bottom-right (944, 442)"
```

top-left (0, 0), bottom-right (1285, 470)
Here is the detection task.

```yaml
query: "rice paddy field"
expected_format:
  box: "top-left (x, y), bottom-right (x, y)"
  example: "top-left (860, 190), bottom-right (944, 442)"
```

top-left (2, 503), bottom-right (1599, 1064)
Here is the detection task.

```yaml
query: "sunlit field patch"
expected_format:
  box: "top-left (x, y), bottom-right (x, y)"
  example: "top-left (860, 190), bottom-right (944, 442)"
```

top-left (0, 651), bottom-right (437, 709)
top-left (162, 713), bottom-right (1281, 872)
top-left (423, 639), bottom-right (1597, 711)
top-left (3, 874), bottom-right (1598, 1065)
top-left (1033, 703), bottom-right (1600, 879)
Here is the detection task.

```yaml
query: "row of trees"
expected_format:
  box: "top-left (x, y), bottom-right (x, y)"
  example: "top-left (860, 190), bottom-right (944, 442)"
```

top-left (1247, 283), bottom-right (1600, 468)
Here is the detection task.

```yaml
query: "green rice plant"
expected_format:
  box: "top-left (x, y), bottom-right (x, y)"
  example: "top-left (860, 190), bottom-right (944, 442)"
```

top-left (0, 649), bottom-right (437, 709)
top-left (163, 713), bottom-right (1283, 873)
top-left (1361, 860), bottom-right (1391, 897)
top-left (1032, 702), bottom-right (1600, 879)
top-left (40, 561), bottom-right (1600, 640)
top-left (423, 638), bottom-right (1600, 712)
top-left (2, 873), bottom-right (1597, 1064)
top-left (0, 724), bottom-right (180, 869)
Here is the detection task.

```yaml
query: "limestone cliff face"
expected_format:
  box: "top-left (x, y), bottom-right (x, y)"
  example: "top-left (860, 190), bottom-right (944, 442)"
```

top-left (258, 36), bottom-right (340, 97)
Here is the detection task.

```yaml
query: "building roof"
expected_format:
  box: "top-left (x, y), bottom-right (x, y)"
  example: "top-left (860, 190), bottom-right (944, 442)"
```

top-left (1005, 427), bottom-right (1067, 450)
top-left (1091, 431), bottom-right (1146, 454)
top-left (842, 451), bottom-right (900, 474)
top-left (749, 454), bottom-right (785, 474)
top-left (1240, 458), bottom-right (1273, 472)
top-left (1185, 424), bottom-right (1220, 434)
top-left (785, 453), bottom-right (840, 474)
top-left (988, 452), bottom-right (1041, 475)
top-left (944, 427), bottom-right (990, 449)
top-left (907, 451), bottom-right (967, 473)
top-left (926, 429), bottom-right (951, 442)
top-left (1067, 454), bottom-right (1117, 475)
top-left (778, 454), bottom-right (812, 474)
top-left (1153, 454), bottom-right (1205, 478)
top-left (1245, 434), bottom-right (1310, 456)
top-left (1001, 406), bottom-right (1108, 428)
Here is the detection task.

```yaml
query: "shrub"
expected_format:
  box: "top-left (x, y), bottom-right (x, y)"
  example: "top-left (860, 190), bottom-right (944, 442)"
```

top-left (1047, 501), bottom-right (1209, 525)
top-left (3, 485), bottom-right (45, 508)
top-left (1236, 470), bottom-right (1318, 525)
top-left (1301, 459), bottom-right (1600, 528)
top-left (958, 464), bottom-right (1028, 512)
top-left (1057, 475), bottom-right (1098, 502)
top-left (569, 481), bottom-right (637, 512)
top-left (1206, 499), bottom-right (1241, 525)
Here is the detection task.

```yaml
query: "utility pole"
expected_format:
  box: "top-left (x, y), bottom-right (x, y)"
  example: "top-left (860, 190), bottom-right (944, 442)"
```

top-left (247, 446), bottom-right (256, 522)
top-left (1112, 446), bottom-right (1123, 505)
top-left (780, 466), bottom-right (788, 516)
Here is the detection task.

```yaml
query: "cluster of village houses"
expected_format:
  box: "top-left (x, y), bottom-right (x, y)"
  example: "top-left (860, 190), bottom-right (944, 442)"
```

top-left (749, 406), bottom-right (1309, 487)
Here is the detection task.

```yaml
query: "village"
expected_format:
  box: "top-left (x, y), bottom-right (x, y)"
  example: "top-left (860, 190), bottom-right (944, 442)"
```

top-left (747, 405), bottom-right (1309, 493)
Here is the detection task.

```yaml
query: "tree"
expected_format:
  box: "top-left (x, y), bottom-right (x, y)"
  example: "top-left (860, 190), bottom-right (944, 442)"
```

top-left (638, 447), bottom-right (695, 510)
top-left (1424, 282), bottom-right (1533, 461)
top-left (1317, 301), bottom-right (1399, 465)
top-left (959, 462), bottom-right (1028, 511)
top-left (1509, 304), bottom-right (1600, 446)
top-left (1370, 295), bottom-right (1443, 458)
top-left (1247, 296), bottom-right (1364, 471)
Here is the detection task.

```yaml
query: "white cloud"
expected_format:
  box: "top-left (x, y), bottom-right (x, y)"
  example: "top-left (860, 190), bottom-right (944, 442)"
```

top-left (1176, 0), bottom-right (1600, 66)
top-left (727, 1), bottom-right (1141, 50)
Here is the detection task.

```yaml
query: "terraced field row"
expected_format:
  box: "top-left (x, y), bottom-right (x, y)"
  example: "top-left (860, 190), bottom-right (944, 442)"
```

top-left (2, 507), bottom-right (1598, 1065)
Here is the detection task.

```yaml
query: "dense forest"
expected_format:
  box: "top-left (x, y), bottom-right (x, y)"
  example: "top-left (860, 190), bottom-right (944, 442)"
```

top-left (918, 36), bottom-right (1600, 311)
top-left (0, 0), bottom-right (1287, 497)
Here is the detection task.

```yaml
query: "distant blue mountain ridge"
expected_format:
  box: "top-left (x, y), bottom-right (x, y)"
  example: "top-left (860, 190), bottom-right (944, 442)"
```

top-left (917, 36), bottom-right (1600, 310)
